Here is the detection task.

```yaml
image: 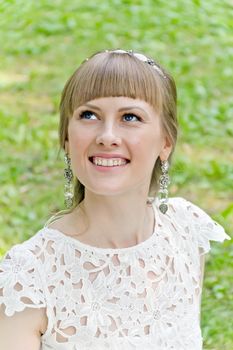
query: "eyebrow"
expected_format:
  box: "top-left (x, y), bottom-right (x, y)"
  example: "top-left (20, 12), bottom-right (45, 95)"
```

top-left (83, 103), bottom-right (148, 115)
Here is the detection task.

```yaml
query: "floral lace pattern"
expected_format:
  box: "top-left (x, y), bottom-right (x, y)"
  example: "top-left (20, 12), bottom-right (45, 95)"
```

top-left (0, 197), bottom-right (230, 350)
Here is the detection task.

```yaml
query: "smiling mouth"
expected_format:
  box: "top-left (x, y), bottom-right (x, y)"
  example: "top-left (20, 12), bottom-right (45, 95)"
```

top-left (89, 157), bottom-right (130, 167)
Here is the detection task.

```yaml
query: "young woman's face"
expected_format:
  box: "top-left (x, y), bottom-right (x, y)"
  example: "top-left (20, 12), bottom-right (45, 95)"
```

top-left (66, 97), bottom-right (172, 197)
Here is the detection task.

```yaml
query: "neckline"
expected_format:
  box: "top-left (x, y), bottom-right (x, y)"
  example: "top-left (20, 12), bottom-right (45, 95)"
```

top-left (44, 198), bottom-right (161, 254)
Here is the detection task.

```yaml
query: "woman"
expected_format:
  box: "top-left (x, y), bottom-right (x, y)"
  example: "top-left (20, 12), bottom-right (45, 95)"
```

top-left (0, 49), bottom-right (230, 350)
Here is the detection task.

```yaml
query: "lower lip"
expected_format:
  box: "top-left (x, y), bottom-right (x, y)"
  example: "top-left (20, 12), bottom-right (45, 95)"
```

top-left (89, 160), bottom-right (129, 172)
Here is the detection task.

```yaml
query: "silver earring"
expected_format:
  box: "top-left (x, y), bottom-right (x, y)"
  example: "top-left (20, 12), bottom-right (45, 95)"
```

top-left (64, 153), bottom-right (74, 208)
top-left (158, 160), bottom-right (170, 214)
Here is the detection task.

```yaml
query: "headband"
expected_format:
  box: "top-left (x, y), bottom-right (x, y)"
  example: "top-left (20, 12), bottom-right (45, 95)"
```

top-left (85, 49), bottom-right (167, 79)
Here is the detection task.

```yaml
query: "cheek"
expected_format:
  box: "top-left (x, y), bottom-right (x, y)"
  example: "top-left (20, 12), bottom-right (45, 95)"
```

top-left (68, 124), bottom-right (91, 150)
top-left (134, 131), bottom-right (163, 151)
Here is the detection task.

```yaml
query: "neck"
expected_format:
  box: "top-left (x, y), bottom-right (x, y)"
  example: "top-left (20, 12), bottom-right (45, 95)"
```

top-left (73, 190), bottom-right (155, 249)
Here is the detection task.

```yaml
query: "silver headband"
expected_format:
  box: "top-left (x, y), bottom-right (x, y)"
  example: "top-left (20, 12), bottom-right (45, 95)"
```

top-left (109, 49), bottom-right (166, 79)
top-left (86, 49), bottom-right (167, 79)
top-left (85, 49), bottom-right (167, 79)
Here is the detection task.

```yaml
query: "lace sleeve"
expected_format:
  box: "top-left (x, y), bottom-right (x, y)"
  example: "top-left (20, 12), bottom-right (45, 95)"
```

top-left (177, 198), bottom-right (231, 255)
top-left (0, 244), bottom-right (46, 317)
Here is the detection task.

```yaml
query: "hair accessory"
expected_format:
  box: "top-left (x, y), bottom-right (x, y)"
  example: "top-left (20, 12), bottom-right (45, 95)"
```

top-left (158, 160), bottom-right (170, 214)
top-left (86, 49), bottom-right (167, 79)
top-left (64, 153), bottom-right (74, 208)
top-left (128, 51), bottom-right (167, 79)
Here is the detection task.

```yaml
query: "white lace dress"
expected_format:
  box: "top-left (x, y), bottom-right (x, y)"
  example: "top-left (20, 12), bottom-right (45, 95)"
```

top-left (0, 197), bottom-right (230, 350)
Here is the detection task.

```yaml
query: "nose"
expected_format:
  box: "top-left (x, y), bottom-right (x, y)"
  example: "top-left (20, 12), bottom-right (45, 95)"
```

top-left (96, 123), bottom-right (121, 147)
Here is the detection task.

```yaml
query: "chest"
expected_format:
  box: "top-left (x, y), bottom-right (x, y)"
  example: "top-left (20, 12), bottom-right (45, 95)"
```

top-left (41, 237), bottom-right (201, 347)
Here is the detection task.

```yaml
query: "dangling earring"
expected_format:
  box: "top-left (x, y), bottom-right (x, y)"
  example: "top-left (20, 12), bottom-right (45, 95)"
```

top-left (158, 160), bottom-right (170, 214)
top-left (64, 153), bottom-right (74, 208)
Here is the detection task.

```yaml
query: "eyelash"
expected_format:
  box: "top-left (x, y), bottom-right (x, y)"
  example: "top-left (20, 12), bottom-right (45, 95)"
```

top-left (79, 110), bottom-right (142, 122)
top-left (79, 111), bottom-right (96, 120)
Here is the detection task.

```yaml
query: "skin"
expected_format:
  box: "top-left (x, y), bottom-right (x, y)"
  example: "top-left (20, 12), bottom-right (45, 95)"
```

top-left (0, 306), bottom-right (47, 350)
top-left (62, 96), bottom-right (173, 248)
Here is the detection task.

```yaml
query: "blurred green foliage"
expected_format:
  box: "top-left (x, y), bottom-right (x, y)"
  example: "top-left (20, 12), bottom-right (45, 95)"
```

top-left (0, 0), bottom-right (232, 348)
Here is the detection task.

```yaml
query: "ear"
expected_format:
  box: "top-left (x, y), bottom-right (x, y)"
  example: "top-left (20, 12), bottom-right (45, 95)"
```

top-left (159, 136), bottom-right (173, 161)
top-left (65, 140), bottom-right (69, 154)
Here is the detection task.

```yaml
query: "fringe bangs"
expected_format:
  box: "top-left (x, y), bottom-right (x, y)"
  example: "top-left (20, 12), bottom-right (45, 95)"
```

top-left (67, 53), bottom-right (163, 116)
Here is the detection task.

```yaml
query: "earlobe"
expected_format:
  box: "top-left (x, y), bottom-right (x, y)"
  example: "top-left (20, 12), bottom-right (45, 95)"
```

top-left (160, 137), bottom-right (173, 161)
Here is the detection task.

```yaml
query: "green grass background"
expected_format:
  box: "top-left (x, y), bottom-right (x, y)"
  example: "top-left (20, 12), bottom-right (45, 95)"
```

top-left (0, 0), bottom-right (232, 348)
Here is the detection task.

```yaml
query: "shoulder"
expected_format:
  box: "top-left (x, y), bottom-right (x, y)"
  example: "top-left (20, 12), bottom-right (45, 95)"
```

top-left (167, 196), bottom-right (208, 215)
top-left (167, 196), bottom-right (222, 224)
top-left (165, 197), bottom-right (230, 254)
top-left (0, 231), bottom-right (47, 317)
top-left (46, 213), bottom-right (74, 234)
top-left (44, 208), bottom-right (85, 238)
top-left (0, 229), bottom-right (46, 268)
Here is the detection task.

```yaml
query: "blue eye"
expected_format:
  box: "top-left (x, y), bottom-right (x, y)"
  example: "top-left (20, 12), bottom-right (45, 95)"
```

top-left (123, 113), bottom-right (141, 122)
top-left (79, 110), bottom-right (97, 120)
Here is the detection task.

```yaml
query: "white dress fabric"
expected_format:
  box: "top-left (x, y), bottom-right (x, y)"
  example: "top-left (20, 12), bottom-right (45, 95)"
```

top-left (0, 197), bottom-right (230, 350)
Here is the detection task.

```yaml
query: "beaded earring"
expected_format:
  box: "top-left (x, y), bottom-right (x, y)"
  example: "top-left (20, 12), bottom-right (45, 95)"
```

top-left (64, 153), bottom-right (74, 208)
top-left (158, 160), bottom-right (170, 214)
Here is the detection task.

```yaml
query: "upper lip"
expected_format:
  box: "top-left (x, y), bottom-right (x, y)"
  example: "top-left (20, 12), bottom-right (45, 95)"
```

top-left (89, 153), bottom-right (130, 160)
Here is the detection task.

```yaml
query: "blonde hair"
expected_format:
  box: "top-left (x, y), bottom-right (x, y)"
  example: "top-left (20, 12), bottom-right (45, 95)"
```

top-left (59, 50), bottom-right (178, 209)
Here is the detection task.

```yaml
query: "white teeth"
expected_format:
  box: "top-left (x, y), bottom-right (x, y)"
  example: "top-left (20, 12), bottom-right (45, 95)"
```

top-left (92, 157), bottom-right (127, 167)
